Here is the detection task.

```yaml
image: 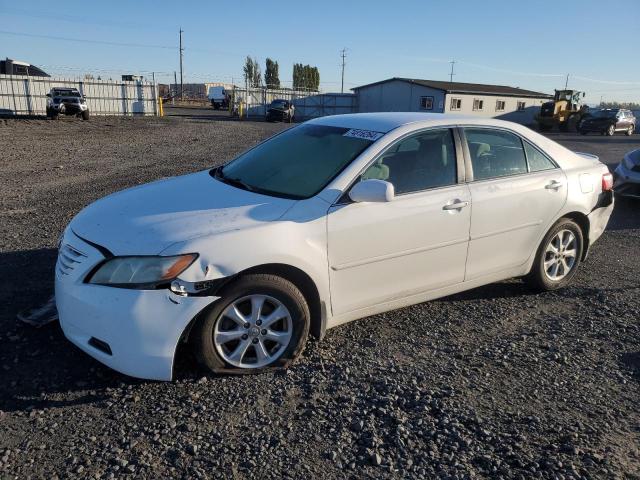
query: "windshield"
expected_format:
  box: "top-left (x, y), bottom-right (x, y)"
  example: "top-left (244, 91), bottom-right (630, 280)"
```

top-left (217, 124), bottom-right (379, 199)
top-left (270, 100), bottom-right (287, 108)
top-left (53, 90), bottom-right (80, 97)
top-left (591, 110), bottom-right (617, 118)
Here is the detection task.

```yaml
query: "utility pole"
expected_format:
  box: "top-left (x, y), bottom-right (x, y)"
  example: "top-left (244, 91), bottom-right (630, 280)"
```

top-left (340, 48), bottom-right (347, 94)
top-left (173, 71), bottom-right (177, 105)
top-left (179, 28), bottom-right (184, 99)
top-left (449, 60), bottom-right (456, 83)
top-left (564, 73), bottom-right (569, 89)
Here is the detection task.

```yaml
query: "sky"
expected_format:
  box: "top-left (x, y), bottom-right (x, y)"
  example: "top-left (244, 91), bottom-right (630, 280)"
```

top-left (1, 0), bottom-right (639, 104)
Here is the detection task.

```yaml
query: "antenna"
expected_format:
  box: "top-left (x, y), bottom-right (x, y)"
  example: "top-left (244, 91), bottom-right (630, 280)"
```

top-left (340, 48), bottom-right (347, 93)
top-left (449, 60), bottom-right (456, 83)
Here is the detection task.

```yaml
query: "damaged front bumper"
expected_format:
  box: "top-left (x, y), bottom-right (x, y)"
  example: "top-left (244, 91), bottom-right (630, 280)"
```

top-left (54, 230), bottom-right (218, 381)
top-left (613, 149), bottom-right (640, 198)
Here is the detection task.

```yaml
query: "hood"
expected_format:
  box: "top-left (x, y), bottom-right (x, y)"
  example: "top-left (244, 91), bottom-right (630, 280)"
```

top-left (71, 170), bottom-right (296, 255)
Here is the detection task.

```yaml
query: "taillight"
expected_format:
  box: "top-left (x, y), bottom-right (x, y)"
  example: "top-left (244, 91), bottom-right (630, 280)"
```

top-left (602, 172), bottom-right (614, 192)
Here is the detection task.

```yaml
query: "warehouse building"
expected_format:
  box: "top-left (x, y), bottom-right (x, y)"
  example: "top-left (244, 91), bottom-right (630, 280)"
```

top-left (353, 77), bottom-right (552, 125)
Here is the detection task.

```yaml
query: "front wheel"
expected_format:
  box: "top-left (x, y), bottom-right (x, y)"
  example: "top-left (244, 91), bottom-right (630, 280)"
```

top-left (525, 219), bottom-right (583, 291)
top-left (607, 124), bottom-right (616, 136)
top-left (627, 125), bottom-right (635, 136)
top-left (81, 110), bottom-right (90, 121)
top-left (192, 274), bottom-right (310, 373)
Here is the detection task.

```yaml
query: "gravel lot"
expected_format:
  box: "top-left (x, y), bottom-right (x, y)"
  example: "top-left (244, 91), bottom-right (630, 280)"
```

top-left (1, 113), bottom-right (639, 479)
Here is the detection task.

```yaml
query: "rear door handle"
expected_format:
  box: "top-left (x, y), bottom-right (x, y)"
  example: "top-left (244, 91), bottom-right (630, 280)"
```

top-left (442, 200), bottom-right (469, 211)
top-left (545, 180), bottom-right (564, 190)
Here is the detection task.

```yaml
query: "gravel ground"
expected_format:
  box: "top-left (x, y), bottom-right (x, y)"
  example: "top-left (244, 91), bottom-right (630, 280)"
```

top-left (1, 114), bottom-right (639, 479)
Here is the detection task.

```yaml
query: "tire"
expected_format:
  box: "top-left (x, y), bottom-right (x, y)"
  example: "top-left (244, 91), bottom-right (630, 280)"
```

top-left (81, 110), bottom-right (90, 121)
top-left (627, 125), bottom-right (635, 136)
top-left (192, 274), bottom-right (310, 373)
top-left (607, 124), bottom-right (615, 136)
top-left (525, 218), bottom-right (583, 291)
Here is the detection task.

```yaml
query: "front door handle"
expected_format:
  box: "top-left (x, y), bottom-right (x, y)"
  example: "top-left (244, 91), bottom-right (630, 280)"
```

top-left (545, 180), bottom-right (564, 190)
top-left (443, 200), bottom-right (469, 211)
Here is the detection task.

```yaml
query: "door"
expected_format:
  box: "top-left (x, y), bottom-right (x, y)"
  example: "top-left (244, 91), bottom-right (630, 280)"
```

top-left (327, 128), bottom-right (471, 316)
top-left (463, 127), bottom-right (567, 280)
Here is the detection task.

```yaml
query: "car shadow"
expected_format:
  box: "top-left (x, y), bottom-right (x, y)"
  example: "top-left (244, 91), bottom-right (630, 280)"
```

top-left (607, 197), bottom-right (640, 231)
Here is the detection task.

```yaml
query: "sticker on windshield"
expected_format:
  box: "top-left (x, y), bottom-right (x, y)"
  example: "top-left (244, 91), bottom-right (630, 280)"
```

top-left (343, 129), bottom-right (384, 141)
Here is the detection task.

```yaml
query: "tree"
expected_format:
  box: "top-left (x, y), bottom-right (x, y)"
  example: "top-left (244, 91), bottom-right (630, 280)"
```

top-left (243, 56), bottom-right (254, 87)
top-left (265, 58), bottom-right (280, 89)
top-left (600, 101), bottom-right (640, 110)
top-left (292, 63), bottom-right (320, 91)
top-left (243, 56), bottom-right (262, 88)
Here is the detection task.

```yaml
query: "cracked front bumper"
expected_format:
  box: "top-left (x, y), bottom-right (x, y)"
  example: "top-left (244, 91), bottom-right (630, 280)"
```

top-left (54, 231), bottom-right (218, 381)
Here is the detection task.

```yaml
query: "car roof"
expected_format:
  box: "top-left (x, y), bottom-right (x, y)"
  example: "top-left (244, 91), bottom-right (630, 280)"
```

top-left (308, 112), bottom-right (520, 133)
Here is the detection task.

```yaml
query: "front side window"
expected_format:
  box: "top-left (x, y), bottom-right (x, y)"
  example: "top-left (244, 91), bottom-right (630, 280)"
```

top-left (465, 128), bottom-right (528, 180)
top-left (219, 124), bottom-right (377, 199)
top-left (361, 129), bottom-right (457, 195)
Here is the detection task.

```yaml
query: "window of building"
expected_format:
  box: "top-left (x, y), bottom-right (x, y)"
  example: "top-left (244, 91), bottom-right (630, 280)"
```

top-left (524, 141), bottom-right (556, 172)
top-left (495, 100), bottom-right (506, 112)
top-left (464, 128), bottom-right (528, 181)
top-left (450, 98), bottom-right (462, 110)
top-left (419, 96), bottom-right (434, 110)
top-left (473, 99), bottom-right (484, 111)
top-left (517, 101), bottom-right (526, 111)
top-left (361, 129), bottom-right (457, 194)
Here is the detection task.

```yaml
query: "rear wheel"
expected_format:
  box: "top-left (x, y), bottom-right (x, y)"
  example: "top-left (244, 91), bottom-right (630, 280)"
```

top-left (607, 124), bottom-right (616, 136)
top-left (525, 219), bottom-right (583, 291)
top-left (192, 274), bottom-right (310, 373)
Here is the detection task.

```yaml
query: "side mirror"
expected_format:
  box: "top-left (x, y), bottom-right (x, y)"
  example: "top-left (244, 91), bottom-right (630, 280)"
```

top-left (349, 179), bottom-right (394, 203)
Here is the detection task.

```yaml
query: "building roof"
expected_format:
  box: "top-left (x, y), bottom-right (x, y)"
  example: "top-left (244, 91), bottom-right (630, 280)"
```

top-left (352, 77), bottom-right (552, 99)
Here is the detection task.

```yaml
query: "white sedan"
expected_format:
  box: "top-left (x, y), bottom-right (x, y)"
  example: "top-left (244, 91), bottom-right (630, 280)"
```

top-left (55, 113), bottom-right (614, 380)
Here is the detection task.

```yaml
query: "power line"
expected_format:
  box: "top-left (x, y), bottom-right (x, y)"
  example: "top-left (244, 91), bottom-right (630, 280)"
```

top-left (0, 30), bottom-right (175, 49)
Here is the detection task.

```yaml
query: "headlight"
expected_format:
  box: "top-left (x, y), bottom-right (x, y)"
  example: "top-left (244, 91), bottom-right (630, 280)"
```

top-left (86, 254), bottom-right (198, 289)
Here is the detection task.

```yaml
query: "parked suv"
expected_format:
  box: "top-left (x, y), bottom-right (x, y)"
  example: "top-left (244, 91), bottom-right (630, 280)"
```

top-left (265, 99), bottom-right (294, 122)
top-left (579, 108), bottom-right (635, 136)
top-left (46, 88), bottom-right (90, 120)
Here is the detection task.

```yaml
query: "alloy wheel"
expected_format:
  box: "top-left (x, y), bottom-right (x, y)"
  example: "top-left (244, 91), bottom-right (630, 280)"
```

top-left (213, 294), bottom-right (293, 368)
top-left (543, 229), bottom-right (578, 281)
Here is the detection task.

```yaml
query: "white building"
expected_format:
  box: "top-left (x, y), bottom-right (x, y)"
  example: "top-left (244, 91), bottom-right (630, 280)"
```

top-left (353, 77), bottom-right (552, 125)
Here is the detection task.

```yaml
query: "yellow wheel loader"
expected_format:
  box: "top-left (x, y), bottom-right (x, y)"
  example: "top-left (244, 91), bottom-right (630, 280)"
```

top-left (536, 89), bottom-right (588, 132)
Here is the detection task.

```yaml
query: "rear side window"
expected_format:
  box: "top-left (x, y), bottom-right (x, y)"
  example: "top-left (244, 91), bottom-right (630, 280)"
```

top-left (464, 128), bottom-right (527, 180)
top-left (524, 141), bottom-right (556, 172)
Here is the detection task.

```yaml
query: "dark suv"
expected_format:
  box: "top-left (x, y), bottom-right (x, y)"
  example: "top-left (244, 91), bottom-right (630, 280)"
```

top-left (265, 99), bottom-right (294, 123)
top-left (579, 109), bottom-right (635, 136)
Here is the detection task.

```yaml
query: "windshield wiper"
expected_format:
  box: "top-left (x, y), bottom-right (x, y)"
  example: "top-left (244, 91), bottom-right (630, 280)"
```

top-left (214, 167), bottom-right (256, 192)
